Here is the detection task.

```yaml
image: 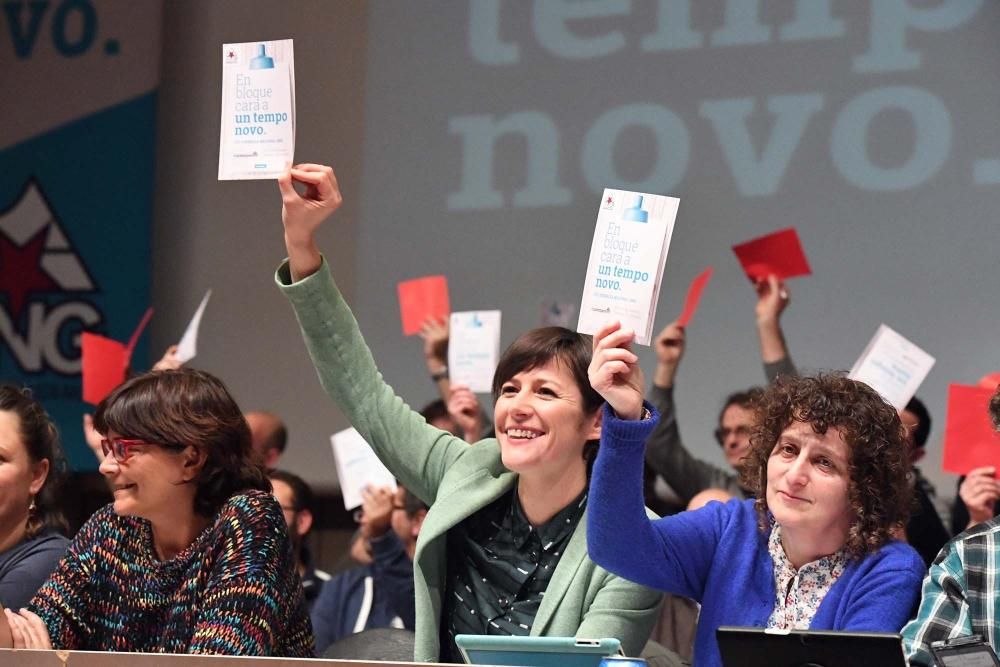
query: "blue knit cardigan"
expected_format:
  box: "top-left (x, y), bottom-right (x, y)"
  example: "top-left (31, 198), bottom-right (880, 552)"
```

top-left (588, 405), bottom-right (926, 667)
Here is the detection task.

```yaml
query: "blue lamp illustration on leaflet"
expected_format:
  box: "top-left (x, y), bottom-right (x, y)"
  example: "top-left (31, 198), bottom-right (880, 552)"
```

top-left (249, 44), bottom-right (275, 69)
top-left (623, 194), bottom-right (648, 223)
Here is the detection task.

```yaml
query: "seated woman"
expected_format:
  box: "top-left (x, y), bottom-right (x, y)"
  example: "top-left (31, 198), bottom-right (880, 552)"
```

top-left (588, 371), bottom-right (925, 667)
top-left (3, 369), bottom-right (313, 656)
top-left (274, 164), bottom-right (662, 662)
top-left (0, 386), bottom-right (69, 610)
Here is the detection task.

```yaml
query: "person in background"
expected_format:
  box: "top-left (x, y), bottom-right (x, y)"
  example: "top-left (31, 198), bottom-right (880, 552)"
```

top-left (312, 484), bottom-right (427, 654)
top-left (590, 372), bottom-right (925, 667)
top-left (903, 385), bottom-right (1000, 665)
top-left (269, 469), bottom-right (331, 609)
top-left (0, 386), bottom-right (69, 610)
top-left (4, 369), bottom-right (313, 656)
top-left (419, 316), bottom-right (451, 403)
top-left (418, 317), bottom-right (490, 443)
top-left (347, 399), bottom-right (458, 566)
top-left (644, 275), bottom-right (793, 508)
top-left (246, 411), bottom-right (288, 470)
top-left (895, 396), bottom-right (950, 566)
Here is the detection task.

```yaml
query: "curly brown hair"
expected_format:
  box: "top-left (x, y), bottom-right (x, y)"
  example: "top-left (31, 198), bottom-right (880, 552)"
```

top-left (739, 373), bottom-right (912, 559)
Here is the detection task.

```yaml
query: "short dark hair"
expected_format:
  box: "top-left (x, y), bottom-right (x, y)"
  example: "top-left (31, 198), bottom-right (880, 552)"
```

top-left (268, 469), bottom-right (315, 514)
top-left (715, 388), bottom-right (763, 445)
top-left (402, 487), bottom-right (429, 518)
top-left (95, 369), bottom-right (270, 517)
top-left (740, 373), bottom-right (912, 559)
top-left (419, 399), bottom-right (450, 425)
top-left (904, 395), bottom-right (932, 449)
top-left (0, 386), bottom-right (68, 537)
top-left (491, 327), bottom-right (604, 473)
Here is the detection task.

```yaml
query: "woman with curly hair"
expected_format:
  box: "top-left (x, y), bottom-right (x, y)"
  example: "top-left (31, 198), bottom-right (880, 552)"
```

top-left (588, 373), bottom-right (925, 667)
top-left (2, 369), bottom-right (313, 656)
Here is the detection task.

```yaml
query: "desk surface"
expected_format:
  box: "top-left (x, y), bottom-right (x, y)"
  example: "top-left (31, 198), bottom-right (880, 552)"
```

top-left (0, 649), bottom-right (440, 666)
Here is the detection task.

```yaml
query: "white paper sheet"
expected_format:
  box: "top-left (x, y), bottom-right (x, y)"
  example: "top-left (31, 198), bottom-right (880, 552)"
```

top-left (848, 324), bottom-right (935, 411)
top-left (577, 189), bottom-right (679, 345)
top-left (330, 427), bottom-right (397, 511)
top-left (218, 39), bottom-right (295, 180)
top-left (448, 310), bottom-right (502, 394)
top-left (174, 290), bottom-right (212, 363)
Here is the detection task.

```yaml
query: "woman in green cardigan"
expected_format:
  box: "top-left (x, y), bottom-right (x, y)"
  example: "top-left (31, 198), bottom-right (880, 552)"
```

top-left (275, 163), bottom-right (662, 663)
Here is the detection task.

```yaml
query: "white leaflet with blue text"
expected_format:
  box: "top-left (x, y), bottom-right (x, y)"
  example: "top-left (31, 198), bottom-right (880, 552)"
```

top-left (577, 189), bottom-right (679, 345)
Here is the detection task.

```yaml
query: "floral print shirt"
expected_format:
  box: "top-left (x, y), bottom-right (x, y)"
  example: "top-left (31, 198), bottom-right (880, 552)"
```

top-left (766, 524), bottom-right (848, 630)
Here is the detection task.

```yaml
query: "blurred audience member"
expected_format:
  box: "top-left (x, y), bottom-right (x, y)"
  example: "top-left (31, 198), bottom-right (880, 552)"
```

top-left (246, 411), bottom-right (287, 469)
top-left (269, 469), bottom-right (330, 609)
top-left (0, 387), bottom-right (69, 610)
top-left (312, 484), bottom-right (426, 654)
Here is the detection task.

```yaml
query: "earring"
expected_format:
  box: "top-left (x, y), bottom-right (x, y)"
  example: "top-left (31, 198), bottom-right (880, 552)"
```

top-left (28, 498), bottom-right (36, 514)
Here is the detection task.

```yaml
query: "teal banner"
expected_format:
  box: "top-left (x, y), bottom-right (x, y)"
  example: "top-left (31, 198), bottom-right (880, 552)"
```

top-left (0, 0), bottom-right (162, 468)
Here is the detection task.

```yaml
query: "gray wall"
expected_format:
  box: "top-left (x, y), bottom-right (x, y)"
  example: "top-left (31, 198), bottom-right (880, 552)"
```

top-left (152, 1), bottom-right (366, 491)
top-left (155, 1), bottom-right (1000, 501)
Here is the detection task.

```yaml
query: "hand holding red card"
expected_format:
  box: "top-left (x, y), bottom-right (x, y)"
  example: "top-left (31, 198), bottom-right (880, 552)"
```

top-left (732, 227), bottom-right (811, 282)
top-left (82, 307), bottom-right (154, 405)
top-left (397, 275), bottom-right (450, 336)
top-left (676, 267), bottom-right (713, 328)
top-left (942, 384), bottom-right (1000, 474)
top-left (979, 372), bottom-right (1000, 390)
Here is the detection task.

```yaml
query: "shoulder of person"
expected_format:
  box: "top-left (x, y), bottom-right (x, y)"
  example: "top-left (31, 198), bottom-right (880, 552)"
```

top-left (21, 532), bottom-right (70, 556)
top-left (859, 539), bottom-right (926, 578)
top-left (217, 489), bottom-right (282, 521)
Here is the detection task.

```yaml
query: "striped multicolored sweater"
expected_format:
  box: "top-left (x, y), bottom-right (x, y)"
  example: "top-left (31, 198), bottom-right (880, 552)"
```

top-left (29, 489), bottom-right (314, 656)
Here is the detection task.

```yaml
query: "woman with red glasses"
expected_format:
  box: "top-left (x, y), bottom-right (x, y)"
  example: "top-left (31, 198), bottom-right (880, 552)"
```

top-left (2, 369), bottom-right (314, 656)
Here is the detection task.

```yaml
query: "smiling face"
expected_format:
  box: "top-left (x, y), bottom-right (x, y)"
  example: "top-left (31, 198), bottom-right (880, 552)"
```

top-left (98, 433), bottom-right (194, 522)
top-left (494, 358), bottom-right (602, 483)
top-left (0, 411), bottom-right (48, 543)
top-left (765, 420), bottom-right (852, 548)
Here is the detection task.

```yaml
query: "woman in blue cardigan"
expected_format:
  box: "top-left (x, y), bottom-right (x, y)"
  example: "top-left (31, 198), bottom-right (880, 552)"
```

top-left (588, 370), bottom-right (926, 667)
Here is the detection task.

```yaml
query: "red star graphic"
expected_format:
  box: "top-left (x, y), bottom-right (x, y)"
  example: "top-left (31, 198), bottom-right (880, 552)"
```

top-left (606, 196), bottom-right (613, 205)
top-left (227, 50), bottom-right (236, 59)
top-left (0, 229), bottom-right (57, 318)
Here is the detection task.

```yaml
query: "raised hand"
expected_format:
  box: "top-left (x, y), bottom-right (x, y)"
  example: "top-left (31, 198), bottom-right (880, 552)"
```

top-left (754, 274), bottom-right (791, 364)
top-left (960, 466), bottom-right (1000, 529)
top-left (447, 383), bottom-right (484, 442)
top-left (653, 321), bottom-right (685, 388)
top-left (754, 274), bottom-right (790, 324)
top-left (588, 321), bottom-right (644, 421)
top-left (152, 345), bottom-right (183, 372)
top-left (277, 163), bottom-right (343, 280)
top-left (419, 316), bottom-right (449, 371)
top-left (359, 485), bottom-right (395, 540)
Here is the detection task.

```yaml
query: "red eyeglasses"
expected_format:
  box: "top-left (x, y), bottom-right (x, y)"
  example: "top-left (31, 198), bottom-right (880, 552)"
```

top-left (100, 438), bottom-right (185, 463)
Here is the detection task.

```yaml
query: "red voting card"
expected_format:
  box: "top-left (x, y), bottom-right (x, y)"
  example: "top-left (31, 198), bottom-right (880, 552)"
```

top-left (677, 267), bottom-right (713, 328)
top-left (81, 308), bottom-right (154, 405)
top-left (732, 227), bottom-right (812, 282)
top-left (942, 384), bottom-right (1000, 474)
top-left (397, 276), bottom-right (450, 336)
top-left (82, 334), bottom-right (128, 405)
